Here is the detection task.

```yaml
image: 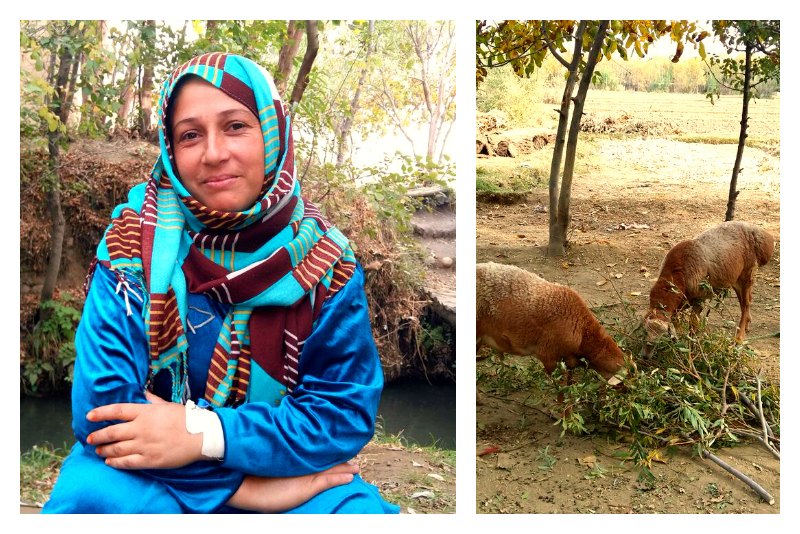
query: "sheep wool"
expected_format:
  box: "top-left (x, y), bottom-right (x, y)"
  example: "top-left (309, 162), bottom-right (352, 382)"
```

top-left (477, 262), bottom-right (625, 384)
top-left (643, 220), bottom-right (774, 355)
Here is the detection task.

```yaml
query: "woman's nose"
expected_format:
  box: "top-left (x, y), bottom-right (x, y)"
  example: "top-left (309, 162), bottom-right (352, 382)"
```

top-left (202, 131), bottom-right (230, 165)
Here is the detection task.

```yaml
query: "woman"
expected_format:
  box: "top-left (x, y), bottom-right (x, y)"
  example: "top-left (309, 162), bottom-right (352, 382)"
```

top-left (43, 53), bottom-right (399, 514)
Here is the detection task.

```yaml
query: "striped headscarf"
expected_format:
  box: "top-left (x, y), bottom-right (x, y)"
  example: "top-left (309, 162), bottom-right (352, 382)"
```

top-left (90, 53), bottom-right (356, 407)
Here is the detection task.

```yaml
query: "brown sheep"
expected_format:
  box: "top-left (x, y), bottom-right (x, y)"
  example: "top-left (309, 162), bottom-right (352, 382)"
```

top-left (477, 262), bottom-right (626, 385)
top-left (642, 221), bottom-right (775, 357)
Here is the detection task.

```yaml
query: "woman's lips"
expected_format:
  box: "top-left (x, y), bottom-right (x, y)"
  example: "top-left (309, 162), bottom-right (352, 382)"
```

top-left (203, 175), bottom-right (237, 188)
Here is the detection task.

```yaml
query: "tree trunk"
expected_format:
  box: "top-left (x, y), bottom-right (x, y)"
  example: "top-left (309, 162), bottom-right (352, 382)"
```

top-left (547, 21), bottom-right (587, 257)
top-left (289, 21), bottom-right (319, 106)
top-left (138, 20), bottom-right (156, 138)
top-left (206, 20), bottom-right (218, 45)
top-left (336, 20), bottom-right (375, 167)
top-left (276, 20), bottom-right (305, 97)
top-left (726, 42), bottom-right (752, 222)
top-left (552, 21), bottom-right (609, 256)
top-left (40, 36), bottom-right (75, 305)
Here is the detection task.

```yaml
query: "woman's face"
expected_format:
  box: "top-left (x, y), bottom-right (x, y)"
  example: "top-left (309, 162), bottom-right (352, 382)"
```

top-left (170, 77), bottom-right (265, 212)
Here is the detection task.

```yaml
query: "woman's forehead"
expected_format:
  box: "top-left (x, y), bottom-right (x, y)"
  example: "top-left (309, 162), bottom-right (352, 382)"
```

top-left (170, 76), bottom-right (257, 124)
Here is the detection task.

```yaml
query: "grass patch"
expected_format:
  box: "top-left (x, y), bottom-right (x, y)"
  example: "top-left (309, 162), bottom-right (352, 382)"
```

top-left (475, 162), bottom-right (548, 194)
top-left (676, 134), bottom-right (779, 152)
top-left (20, 443), bottom-right (69, 507)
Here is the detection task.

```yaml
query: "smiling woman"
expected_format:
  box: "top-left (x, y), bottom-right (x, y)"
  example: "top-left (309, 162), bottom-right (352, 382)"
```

top-left (169, 77), bottom-right (266, 212)
top-left (41, 53), bottom-right (399, 514)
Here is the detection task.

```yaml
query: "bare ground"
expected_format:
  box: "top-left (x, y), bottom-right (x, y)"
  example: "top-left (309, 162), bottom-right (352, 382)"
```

top-left (476, 136), bottom-right (780, 514)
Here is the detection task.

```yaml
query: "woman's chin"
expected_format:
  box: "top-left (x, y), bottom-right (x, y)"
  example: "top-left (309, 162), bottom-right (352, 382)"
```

top-left (202, 195), bottom-right (258, 213)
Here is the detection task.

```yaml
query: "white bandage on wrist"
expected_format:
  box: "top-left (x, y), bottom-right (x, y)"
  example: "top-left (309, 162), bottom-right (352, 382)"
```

top-left (185, 400), bottom-right (225, 460)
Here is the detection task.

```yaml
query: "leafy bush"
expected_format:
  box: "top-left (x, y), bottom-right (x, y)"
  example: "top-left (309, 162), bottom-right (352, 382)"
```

top-left (23, 296), bottom-right (82, 394)
top-left (300, 151), bottom-right (455, 382)
top-left (476, 64), bottom-right (559, 128)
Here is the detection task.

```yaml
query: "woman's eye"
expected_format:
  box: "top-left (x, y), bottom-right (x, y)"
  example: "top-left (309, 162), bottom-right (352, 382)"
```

top-left (180, 131), bottom-right (198, 141)
top-left (230, 122), bottom-right (246, 131)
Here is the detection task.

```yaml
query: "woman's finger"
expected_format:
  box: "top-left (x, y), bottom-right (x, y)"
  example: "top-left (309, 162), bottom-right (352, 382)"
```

top-left (311, 473), bottom-right (355, 494)
top-left (87, 421), bottom-right (136, 446)
top-left (95, 439), bottom-right (138, 459)
top-left (322, 462), bottom-right (360, 476)
top-left (144, 390), bottom-right (168, 404)
top-left (104, 454), bottom-right (147, 470)
top-left (87, 402), bottom-right (145, 423)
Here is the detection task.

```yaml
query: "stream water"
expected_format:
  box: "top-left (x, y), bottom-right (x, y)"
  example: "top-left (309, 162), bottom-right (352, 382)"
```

top-left (19, 379), bottom-right (456, 453)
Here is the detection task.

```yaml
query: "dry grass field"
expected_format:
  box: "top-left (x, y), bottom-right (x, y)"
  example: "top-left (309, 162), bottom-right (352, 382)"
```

top-left (582, 90), bottom-right (780, 139)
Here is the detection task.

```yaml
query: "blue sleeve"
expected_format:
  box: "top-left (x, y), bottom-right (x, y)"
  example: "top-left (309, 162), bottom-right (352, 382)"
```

top-left (71, 265), bottom-right (151, 447)
top-left (71, 265), bottom-right (243, 513)
top-left (214, 264), bottom-right (384, 477)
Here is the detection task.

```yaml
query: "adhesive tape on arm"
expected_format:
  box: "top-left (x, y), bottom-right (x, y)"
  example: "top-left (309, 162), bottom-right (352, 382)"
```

top-left (185, 400), bottom-right (225, 460)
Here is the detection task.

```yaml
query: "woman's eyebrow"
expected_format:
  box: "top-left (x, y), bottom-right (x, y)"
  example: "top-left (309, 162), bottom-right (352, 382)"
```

top-left (173, 109), bottom-right (253, 129)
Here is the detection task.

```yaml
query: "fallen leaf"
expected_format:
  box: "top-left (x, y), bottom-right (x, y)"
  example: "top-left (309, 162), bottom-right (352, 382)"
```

top-left (410, 491), bottom-right (435, 499)
top-left (427, 474), bottom-right (445, 482)
top-left (630, 291), bottom-right (641, 296)
top-left (496, 253), bottom-right (507, 258)
top-left (596, 280), bottom-right (608, 286)
top-left (606, 263), bottom-right (617, 268)
top-left (614, 273), bottom-right (623, 279)
top-left (478, 446), bottom-right (500, 457)
top-left (578, 455), bottom-right (597, 467)
top-left (412, 461), bottom-right (424, 467)
top-left (516, 234), bottom-right (526, 239)
top-left (562, 263), bottom-right (570, 269)
top-left (407, 507), bottom-right (417, 514)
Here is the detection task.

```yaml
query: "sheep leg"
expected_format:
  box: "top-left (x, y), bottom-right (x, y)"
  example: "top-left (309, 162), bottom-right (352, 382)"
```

top-left (733, 270), bottom-right (755, 342)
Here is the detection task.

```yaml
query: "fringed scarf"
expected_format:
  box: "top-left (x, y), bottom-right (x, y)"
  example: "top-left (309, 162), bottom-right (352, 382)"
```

top-left (88, 53), bottom-right (356, 407)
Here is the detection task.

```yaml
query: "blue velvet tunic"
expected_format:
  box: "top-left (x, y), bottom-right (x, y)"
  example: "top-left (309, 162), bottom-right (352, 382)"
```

top-left (43, 263), bottom-right (398, 514)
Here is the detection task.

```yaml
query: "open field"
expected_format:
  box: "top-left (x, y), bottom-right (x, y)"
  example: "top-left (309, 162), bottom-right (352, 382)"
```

top-left (583, 90), bottom-right (780, 140)
top-left (476, 89), bottom-right (780, 514)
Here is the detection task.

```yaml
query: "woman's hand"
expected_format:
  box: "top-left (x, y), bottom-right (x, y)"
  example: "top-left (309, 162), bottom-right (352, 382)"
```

top-left (86, 391), bottom-right (204, 469)
top-left (226, 462), bottom-right (360, 513)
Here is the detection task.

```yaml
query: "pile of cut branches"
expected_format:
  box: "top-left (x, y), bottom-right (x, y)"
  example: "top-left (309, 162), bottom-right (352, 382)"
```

top-left (580, 111), bottom-right (683, 136)
top-left (478, 301), bottom-right (780, 500)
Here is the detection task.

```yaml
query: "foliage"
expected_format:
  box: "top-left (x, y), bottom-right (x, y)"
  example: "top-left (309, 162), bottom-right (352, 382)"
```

top-left (477, 298), bottom-right (780, 481)
top-left (23, 296), bottom-right (82, 394)
top-left (20, 21), bottom-right (121, 140)
top-left (476, 20), bottom-right (710, 87)
top-left (476, 64), bottom-right (560, 127)
top-left (361, 20), bottom-right (456, 161)
top-left (704, 20), bottom-right (780, 103)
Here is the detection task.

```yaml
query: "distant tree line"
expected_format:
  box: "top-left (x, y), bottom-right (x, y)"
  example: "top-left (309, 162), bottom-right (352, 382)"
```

top-left (522, 54), bottom-right (779, 97)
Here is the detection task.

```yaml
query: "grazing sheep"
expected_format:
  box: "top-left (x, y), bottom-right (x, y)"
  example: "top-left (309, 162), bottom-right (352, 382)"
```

top-left (476, 262), bottom-right (626, 385)
top-left (642, 221), bottom-right (774, 357)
